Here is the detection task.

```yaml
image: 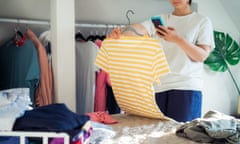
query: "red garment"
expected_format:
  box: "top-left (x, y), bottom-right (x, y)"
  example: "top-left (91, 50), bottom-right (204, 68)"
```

top-left (95, 40), bottom-right (111, 86)
top-left (71, 140), bottom-right (82, 144)
top-left (86, 111), bottom-right (118, 124)
top-left (94, 40), bottom-right (111, 112)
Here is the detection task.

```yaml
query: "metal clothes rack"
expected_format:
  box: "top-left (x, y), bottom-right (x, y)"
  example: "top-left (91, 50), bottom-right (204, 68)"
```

top-left (0, 18), bottom-right (126, 28)
top-left (0, 131), bottom-right (70, 144)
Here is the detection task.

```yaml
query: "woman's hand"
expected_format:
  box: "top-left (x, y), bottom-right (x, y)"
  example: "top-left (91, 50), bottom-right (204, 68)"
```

top-left (107, 28), bottom-right (122, 39)
top-left (156, 25), bottom-right (181, 43)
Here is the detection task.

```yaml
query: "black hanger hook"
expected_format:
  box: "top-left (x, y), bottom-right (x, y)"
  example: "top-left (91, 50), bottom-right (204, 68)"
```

top-left (126, 10), bottom-right (135, 25)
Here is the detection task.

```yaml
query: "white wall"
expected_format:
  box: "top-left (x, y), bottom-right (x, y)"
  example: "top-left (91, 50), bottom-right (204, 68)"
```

top-left (75, 0), bottom-right (173, 24)
top-left (219, 0), bottom-right (240, 33)
top-left (195, 0), bottom-right (240, 115)
top-left (51, 0), bottom-right (76, 112)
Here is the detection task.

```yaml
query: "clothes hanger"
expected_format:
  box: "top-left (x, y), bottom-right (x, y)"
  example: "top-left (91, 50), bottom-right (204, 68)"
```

top-left (75, 31), bottom-right (86, 42)
top-left (14, 22), bottom-right (26, 47)
top-left (121, 10), bottom-right (144, 36)
top-left (101, 24), bottom-right (108, 40)
top-left (86, 31), bottom-right (96, 41)
top-left (94, 30), bottom-right (101, 41)
top-left (14, 23), bottom-right (24, 38)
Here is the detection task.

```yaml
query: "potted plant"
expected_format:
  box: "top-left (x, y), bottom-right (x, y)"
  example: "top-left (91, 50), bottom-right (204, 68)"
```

top-left (204, 30), bottom-right (240, 114)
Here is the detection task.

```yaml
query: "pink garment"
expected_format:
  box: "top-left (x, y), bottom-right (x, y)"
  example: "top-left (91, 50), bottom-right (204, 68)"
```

top-left (86, 111), bottom-right (118, 124)
top-left (94, 40), bottom-right (111, 112)
top-left (26, 29), bottom-right (53, 106)
top-left (95, 40), bottom-right (111, 86)
top-left (49, 138), bottom-right (64, 144)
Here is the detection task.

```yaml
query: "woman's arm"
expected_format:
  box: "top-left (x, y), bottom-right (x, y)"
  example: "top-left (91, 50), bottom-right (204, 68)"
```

top-left (156, 25), bottom-right (211, 62)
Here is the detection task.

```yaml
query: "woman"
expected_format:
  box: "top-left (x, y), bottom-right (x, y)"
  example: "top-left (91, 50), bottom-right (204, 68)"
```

top-left (108, 0), bottom-right (215, 122)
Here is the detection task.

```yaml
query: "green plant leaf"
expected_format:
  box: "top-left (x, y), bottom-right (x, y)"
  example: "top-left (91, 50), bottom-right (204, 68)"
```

top-left (204, 30), bottom-right (240, 72)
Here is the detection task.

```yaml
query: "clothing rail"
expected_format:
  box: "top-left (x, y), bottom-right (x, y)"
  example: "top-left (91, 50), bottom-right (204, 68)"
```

top-left (75, 23), bottom-right (126, 28)
top-left (0, 18), bottom-right (50, 26)
top-left (0, 131), bottom-right (69, 144)
top-left (0, 18), bottom-right (126, 28)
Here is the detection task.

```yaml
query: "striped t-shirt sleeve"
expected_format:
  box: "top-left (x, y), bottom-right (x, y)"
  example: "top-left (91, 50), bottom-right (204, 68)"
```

top-left (152, 43), bottom-right (170, 84)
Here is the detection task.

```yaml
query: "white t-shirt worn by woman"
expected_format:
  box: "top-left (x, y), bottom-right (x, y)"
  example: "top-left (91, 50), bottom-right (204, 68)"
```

top-left (142, 12), bottom-right (215, 93)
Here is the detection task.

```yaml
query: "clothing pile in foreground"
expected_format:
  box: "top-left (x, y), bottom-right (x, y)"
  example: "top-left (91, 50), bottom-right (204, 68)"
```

top-left (176, 110), bottom-right (240, 144)
top-left (0, 102), bottom-right (91, 144)
top-left (0, 88), bottom-right (31, 131)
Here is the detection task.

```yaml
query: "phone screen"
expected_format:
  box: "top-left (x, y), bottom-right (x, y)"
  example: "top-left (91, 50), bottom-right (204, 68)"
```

top-left (151, 16), bottom-right (165, 28)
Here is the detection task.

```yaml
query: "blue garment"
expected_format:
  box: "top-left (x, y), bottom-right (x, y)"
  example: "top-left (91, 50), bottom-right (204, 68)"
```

top-left (0, 37), bottom-right (40, 103)
top-left (155, 90), bottom-right (202, 122)
top-left (13, 103), bottom-right (90, 133)
top-left (0, 137), bottom-right (28, 144)
top-left (106, 85), bottom-right (120, 114)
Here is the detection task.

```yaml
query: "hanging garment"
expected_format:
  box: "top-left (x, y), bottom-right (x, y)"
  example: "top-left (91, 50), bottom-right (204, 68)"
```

top-left (94, 39), bottom-right (108, 112)
top-left (38, 30), bottom-right (55, 101)
top-left (26, 29), bottom-right (53, 106)
top-left (95, 39), bottom-right (120, 114)
top-left (95, 36), bottom-right (170, 119)
top-left (0, 36), bottom-right (40, 103)
top-left (38, 30), bottom-right (52, 59)
top-left (76, 41), bottom-right (99, 114)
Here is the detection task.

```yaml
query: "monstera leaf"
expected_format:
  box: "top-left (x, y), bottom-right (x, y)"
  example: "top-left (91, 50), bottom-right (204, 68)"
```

top-left (204, 30), bottom-right (240, 96)
top-left (204, 30), bottom-right (240, 114)
top-left (204, 30), bottom-right (240, 72)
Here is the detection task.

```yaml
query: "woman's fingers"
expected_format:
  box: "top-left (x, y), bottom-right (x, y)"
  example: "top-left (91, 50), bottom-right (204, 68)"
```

top-left (157, 26), bottom-right (168, 35)
top-left (107, 28), bottom-right (121, 39)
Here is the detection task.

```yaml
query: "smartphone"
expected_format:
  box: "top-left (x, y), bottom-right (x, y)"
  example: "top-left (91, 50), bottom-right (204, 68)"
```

top-left (151, 16), bottom-right (165, 28)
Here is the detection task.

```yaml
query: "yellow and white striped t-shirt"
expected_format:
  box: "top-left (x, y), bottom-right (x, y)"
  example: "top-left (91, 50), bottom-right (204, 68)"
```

top-left (95, 36), bottom-right (170, 119)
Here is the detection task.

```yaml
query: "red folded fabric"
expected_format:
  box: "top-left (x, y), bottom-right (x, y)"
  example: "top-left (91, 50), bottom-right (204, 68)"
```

top-left (71, 140), bottom-right (82, 144)
top-left (86, 111), bottom-right (118, 124)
